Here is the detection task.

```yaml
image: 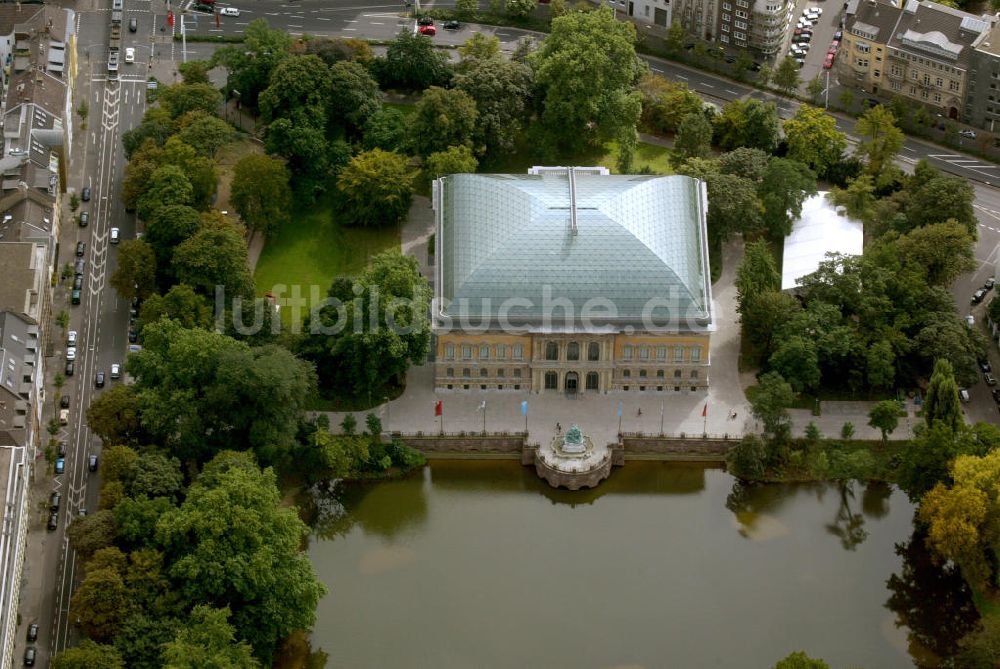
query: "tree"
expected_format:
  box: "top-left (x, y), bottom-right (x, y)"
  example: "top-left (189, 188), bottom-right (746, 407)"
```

top-left (458, 33), bottom-right (501, 65)
top-left (135, 165), bottom-right (194, 221)
top-left (772, 651), bottom-right (829, 669)
top-left (726, 434), bottom-right (767, 480)
top-left (705, 173), bottom-right (763, 240)
top-left (828, 174), bottom-right (875, 220)
top-left (713, 98), bottom-right (780, 153)
top-left (263, 118), bottom-right (331, 199)
top-left (258, 54), bottom-right (331, 125)
top-left (87, 385), bottom-right (144, 446)
top-left (919, 449), bottom-right (1000, 589)
top-left (674, 112), bottom-right (713, 160)
top-left (855, 104), bottom-right (905, 177)
top-left (425, 145), bottom-right (478, 181)
top-left (769, 336), bottom-right (820, 392)
top-left (130, 320), bottom-right (317, 464)
top-left (749, 371), bottom-right (795, 437)
top-left (923, 358), bottom-right (964, 431)
top-left (139, 284), bottom-right (213, 333)
top-left (638, 75), bottom-right (703, 135)
top-left (110, 240), bottom-right (157, 302)
top-left (159, 137), bottom-right (218, 211)
top-left (362, 107), bottom-right (409, 152)
top-left (806, 76), bottom-right (824, 105)
top-left (664, 19), bottom-right (687, 56)
top-left (897, 219), bottom-right (975, 285)
top-left (328, 60), bottom-right (382, 133)
top-left (759, 158), bottom-right (817, 238)
top-left (52, 641), bottom-right (125, 669)
top-left (735, 239), bottom-right (780, 315)
top-left (743, 291), bottom-right (801, 363)
top-left (454, 57), bottom-right (533, 156)
top-left (532, 7), bottom-right (643, 153)
top-left (155, 451), bottom-right (326, 662)
top-left (176, 111), bottom-right (235, 158)
top-left (144, 205), bottom-right (202, 277)
top-left (177, 60), bottom-right (211, 85)
top-left (115, 496), bottom-right (178, 550)
top-left (303, 36), bottom-right (373, 66)
top-left (122, 107), bottom-right (176, 159)
top-left (955, 616), bottom-right (1000, 669)
top-left (162, 606), bottom-right (260, 669)
top-left (866, 339), bottom-right (896, 389)
top-left (905, 175), bottom-right (977, 236)
top-left (506, 0), bottom-right (537, 18)
top-left (783, 105), bottom-right (847, 178)
top-left (868, 400), bottom-right (901, 444)
top-left (718, 147), bottom-right (770, 183)
top-left (456, 0), bottom-right (478, 17)
top-left (337, 149), bottom-right (414, 228)
top-left (213, 20), bottom-right (293, 112)
top-left (114, 614), bottom-right (182, 669)
top-left (157, 83), bottom-right (223, 119)
top-left (231, 155), bottom-right (293, 235)
top-left (375, 30), bottom-right (452, 91)
top-left (408, 86), bottom-right (478, 157)
top-left (66, 509), bottom-right (117, 560)
top-left (773, 57), bottom-right (801, 96)
top-left (70, 565), bottom-right (134, 641)
top-left (297, 251), bottom-right (431, 399)
top-left (172, 221), bottom-right (254, 300)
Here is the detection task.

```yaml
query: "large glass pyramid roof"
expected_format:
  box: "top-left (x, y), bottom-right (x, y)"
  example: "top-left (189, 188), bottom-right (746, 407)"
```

top-left (436, 169), bottom-right (713, 331)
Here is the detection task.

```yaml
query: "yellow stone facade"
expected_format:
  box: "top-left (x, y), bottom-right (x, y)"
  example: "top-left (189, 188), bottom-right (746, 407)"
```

top-left (435, 333), bottom-right (710, 394)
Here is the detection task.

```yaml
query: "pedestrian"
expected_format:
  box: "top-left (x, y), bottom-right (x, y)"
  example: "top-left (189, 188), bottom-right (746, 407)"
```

top-left (556, 422), bottom-right (562, 433)
top-left (637, 407), bottom-right (642, 417)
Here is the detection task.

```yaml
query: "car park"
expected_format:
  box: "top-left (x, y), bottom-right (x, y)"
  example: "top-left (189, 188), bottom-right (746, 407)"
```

top-left (95, 371), bottom-right (105, 388)
top-left (64, 359), bottom-right (74, 376)
top-left (419, 24), bottom-right (436, 35)
top-left (220, 6), bottom-right (240, 15)
top-left (79, 211), bottom-right (88, 227)
top-left (111, 362), bottom-right (121, 379)
top-left (81, 186), bottom-right (90, 201)
top-left (54, 458), bottom-right (64, 475)
top-left (66, 346), bottom-right (76, 361)
top-left (973, 288), bottom-right (988, 303)
top-left (987, 372), bottom-right (997, 386)
top-left (26, 623), bottom-right (38, 642)
top-left (960, 129), bottom-right (977, 139)
top-left (75, 241), bottom-right (85, 257)
top-left (110, 227), bottom-right (120, 243)
top-left (88, 454), bottom-right (99, 472)
top-left (24, 645), bottom-right (36, 665)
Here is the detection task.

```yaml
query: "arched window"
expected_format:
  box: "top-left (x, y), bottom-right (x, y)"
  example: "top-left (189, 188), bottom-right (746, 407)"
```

top-left (588, 342), bottom-right (600, 361)
top-left (480, 368), bottom-right (489, 377)
top-left (567, 341), bottom-right (580, 361)
top-left (586, 372), bottom-right (599, 390)
top-left (544, 371), bottom-right (558, 389)
top-left (690, 370), bottom-right (699, 379)
top-left (545, 342), bottom-right (559, 361)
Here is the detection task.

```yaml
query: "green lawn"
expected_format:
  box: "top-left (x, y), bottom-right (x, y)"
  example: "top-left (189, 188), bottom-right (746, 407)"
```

top-left (253, 194), bottom-right (400, 324)
top-left (482, 137), bottom-right (674, 175)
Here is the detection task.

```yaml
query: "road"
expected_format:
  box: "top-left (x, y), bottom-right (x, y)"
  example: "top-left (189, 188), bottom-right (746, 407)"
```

top-left (14, 1), bottom-right (155, 664)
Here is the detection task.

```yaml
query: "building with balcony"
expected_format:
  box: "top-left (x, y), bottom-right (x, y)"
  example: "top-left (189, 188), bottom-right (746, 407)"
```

top-left (839, 0), bottom-right (994, 121)
top-left (431, 168), bottom-right (714, 395)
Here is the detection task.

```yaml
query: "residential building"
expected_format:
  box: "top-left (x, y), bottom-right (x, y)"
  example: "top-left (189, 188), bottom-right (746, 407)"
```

top-left (624, 0), bottom-right (673, 29)
top-left (839, 0), bottom-right (994, 122)
top-left (966, 22), bottom-right (1000, 131)
top-left (715, 0), bottom-right (791, 55)
top-left (432, 168), bottom-right (714, 395)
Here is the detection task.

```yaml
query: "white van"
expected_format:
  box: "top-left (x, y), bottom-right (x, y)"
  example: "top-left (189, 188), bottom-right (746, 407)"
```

top-left (59, 408), bottom-right (69, 424)
top-left (959, 388), bottom-right (971, 403)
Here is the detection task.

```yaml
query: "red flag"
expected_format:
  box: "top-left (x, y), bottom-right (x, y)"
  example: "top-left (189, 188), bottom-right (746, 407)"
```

top-left (434, 400), bottom-right (442, 417)
top-left (701, 402), bottom-right (707, 417)
top-left (167, 10), bottom-right (174, 26)
top-left (215, 11), bottom-right (220, 27)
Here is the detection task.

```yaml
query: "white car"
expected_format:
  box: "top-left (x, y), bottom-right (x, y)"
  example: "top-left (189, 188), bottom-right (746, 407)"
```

top-left (66, 346), bottom-right (76, 361)
top-left (67, 330), bottom-right (77, 347)
top-left (967, 314), bottom-right (976, 326)
top-left (220, 6), bottom-right (240, 16)
top-left (959, 129), bottom-right (977, 139)
top-left (124, 47), bottom-right (135, 64)
top-left (110, 362), bottom-right (121, 379)
top-left (110, 227), bottom-right (120, 244)
top-left (804, 7), bottom-right (823, 16)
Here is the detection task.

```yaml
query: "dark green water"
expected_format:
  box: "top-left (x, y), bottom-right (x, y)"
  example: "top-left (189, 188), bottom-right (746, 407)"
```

top-left (303, 462), bottom-right (978, 669)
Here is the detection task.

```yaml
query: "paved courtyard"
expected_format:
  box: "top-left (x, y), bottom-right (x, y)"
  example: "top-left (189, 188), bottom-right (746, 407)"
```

top-left (317, 200), bottom-right (918, 446)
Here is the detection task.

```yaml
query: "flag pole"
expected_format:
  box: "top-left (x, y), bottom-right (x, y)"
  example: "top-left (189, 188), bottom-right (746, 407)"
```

top-left (702, 402), bottom-right (707, 436)
top-left (483, 403), bottom-right (487, 435)
top-left (659, 401), bottom-right (664, 436)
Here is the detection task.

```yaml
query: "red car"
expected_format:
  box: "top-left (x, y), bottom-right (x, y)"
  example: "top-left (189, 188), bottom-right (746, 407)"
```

top-left (823, 53), bottom-right (835, 69)
top-left (794, 26), bottom-right (813, 36)
top-left (419, 24), bottom-right (436, 35)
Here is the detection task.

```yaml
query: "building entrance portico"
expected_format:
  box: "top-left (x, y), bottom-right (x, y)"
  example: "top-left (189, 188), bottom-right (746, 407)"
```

top-left (565, 372), bottom-right (579, 395)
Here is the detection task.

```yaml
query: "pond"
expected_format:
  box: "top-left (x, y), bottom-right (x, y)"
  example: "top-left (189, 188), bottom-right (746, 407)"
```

top-left (302, 462), bottom-right (979, 669)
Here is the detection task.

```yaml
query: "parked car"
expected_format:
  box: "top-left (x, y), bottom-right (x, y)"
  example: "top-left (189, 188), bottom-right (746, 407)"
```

top-left (823, 54), bottom-right (835, 69)
top-left (24, 646), bottom-right (36, 666)
top-left (959, 129), bottom-right (977, 139)
top-left (81, 187), bottom-right (90, 201)
top-left (793, 26), bottom-right (812, 35)
top-left (129, 16), bottom-right (137, 31)
top-left (73, 275), bottom-right (83, 291)
top-left (26, 623), bottom-right (38, 642)
top-left (110, 362), bottom-right (121, 379)
top-left (986, 372), bottom-right (997, 386)
top-left (793, 33), bottom-right (812, 43)
top-left (46, 512), bottom-right (57, 531)
top-left (66, 346), bottom-right (76, 361)
top-left (124, 48), bottom-right (135, 64)
top-left (75, 241), bottom-right (85, 257)
top-left (110, 227), bottom-right (120, 243)
top-left (71, 288), bottom-right (81, 305)
top-left (973, 288), bottom-right (988, 303)
top-left (986, 277), bottom-right (996, 290)
top-left (49, 491), bottom-right (61, 511)
top-left (967, 314), bottom-right (976, 326)
top-left (960, 388), bottom-right (971, 403)
top-left (88, 454), bottom-right (98, 472)
top-left (95, 371), bottom-right (105, 388)
top-left (60, 395), bottom-right (70, 409)
top-left (834, 30), bottom-right (843, 40)
top-left (78, 211), bottom-right (88, 227)
top-left (59, 408), bottom-right (68, 425)
top-left (417, 15), bottom-right (433, 25)
top-left (128, 327), bottom-right (138, 343)
top-left (74, 258), bottom-right (85, 275)
top-left (804, 7), bottom-right (823, 17)
top-left (991, 388), bottom-right (1000, 403)
top-left (67, 330), bottom-right (77, 346)
top-left (220, 6), bottom-right (240, 15)
top-left (419, 24), bottom-right (436, 35)
top-left (444, 19), bottom-right (460, 29)
top-left (64, 359), bottom-right (74, 376)
top-left (57, 440), bottom-right (66, 457)
top-left (54, 458), bottom-right (64, 475)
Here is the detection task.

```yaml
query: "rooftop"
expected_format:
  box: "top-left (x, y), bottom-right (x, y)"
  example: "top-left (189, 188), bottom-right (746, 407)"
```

top-left (887, 0), bottom-right (994, 65)
top-left (435, 169), bottom-right (713, 331)
top-left (782, 193), bottom-right (864, 291)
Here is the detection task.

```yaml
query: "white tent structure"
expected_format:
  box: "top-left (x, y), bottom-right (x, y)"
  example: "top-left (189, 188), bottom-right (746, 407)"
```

top-left (781, 192), bottom-right (864, 291)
